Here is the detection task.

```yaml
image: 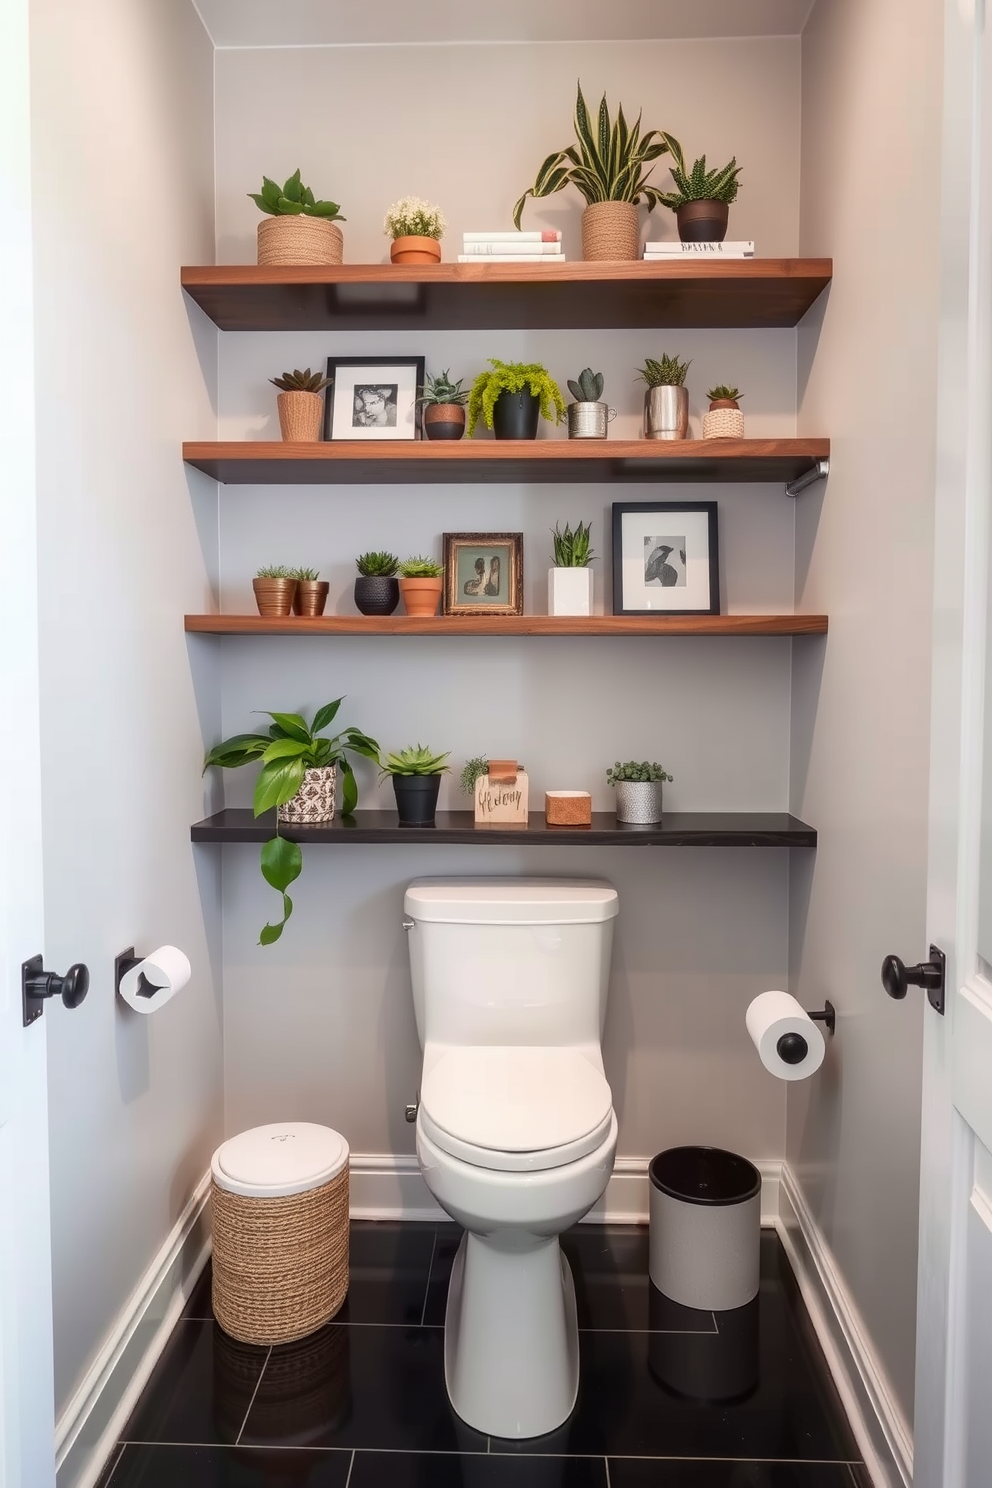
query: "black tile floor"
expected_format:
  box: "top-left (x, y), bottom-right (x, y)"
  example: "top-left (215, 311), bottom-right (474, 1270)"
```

top-left (101, 1223), bottom-right (872, 1488)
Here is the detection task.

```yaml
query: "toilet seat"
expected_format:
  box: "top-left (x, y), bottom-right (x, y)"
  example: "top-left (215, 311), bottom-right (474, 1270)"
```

top-left (420, 1046), bottom-right (613, 1173)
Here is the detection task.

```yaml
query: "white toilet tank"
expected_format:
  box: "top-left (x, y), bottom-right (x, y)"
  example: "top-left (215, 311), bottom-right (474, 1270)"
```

top-left (404, 878), bottom-right (618, 1049)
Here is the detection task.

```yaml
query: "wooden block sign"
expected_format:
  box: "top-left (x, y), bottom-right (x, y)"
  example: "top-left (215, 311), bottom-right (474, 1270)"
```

top-left (474, 762), bottom-right (529, 825)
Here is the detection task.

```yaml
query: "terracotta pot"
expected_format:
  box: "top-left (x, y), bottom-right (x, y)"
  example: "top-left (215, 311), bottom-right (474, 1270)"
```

top-left (676, 200), bottom-right (730, 243)
top-left (292, 580), bottom-right (329, 616)
top-left (423, 404), bottom-right (466, 441)
top-left (581, 201), bottom-right (639, 261)
top-left (399, 577), bottom-right (443, 617)
top-left (390, 235), bottom-right (441, 265)
top-left (252, 577), bottom-right (297, 616)
top-left (277, 391), bottom-right (324, 442)
top-left (354, 576), bottom-right (399, 615)
top-left (257, 216), bottom-right (343, 266)
top-left (277, 765), bottom-right (337, 824)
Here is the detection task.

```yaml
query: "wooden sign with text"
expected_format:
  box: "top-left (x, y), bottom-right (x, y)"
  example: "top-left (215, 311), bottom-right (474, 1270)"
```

top-left (474, 764), bottom-right (529, 826)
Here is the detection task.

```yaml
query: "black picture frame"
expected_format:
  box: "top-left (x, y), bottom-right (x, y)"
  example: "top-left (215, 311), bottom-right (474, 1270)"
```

top-left (611, 501), bottom-right (720, 616)
top-left (322, 355), bottom-right (426, 441)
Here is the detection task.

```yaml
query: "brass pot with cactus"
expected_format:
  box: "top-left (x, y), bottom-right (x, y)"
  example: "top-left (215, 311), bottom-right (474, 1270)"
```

top-left (417, 370), bottom-right (469, 441)
top-left (637, 354), bottom-right (691, 440)
top-left (250, 170), bottom-right (345, 265)
top-left (252, 566), bottom-right (297, 617)
top-left (702, 385), bottom-right (744, 440)
top-left (270, 367), bottom-right (331, 442)
top-left (290, 567), bottom-right (329, 616)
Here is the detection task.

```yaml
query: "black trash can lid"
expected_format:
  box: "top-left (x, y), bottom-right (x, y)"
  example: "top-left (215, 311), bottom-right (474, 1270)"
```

top-left (649, 1146), bottom-right (760, 1207)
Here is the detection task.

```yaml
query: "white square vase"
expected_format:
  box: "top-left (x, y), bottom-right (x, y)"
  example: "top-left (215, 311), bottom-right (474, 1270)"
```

top-left (548, 567), bottom-right (594, 616)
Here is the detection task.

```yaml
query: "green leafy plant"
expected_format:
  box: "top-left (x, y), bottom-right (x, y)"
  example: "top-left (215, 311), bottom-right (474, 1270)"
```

top-left (513, 81), bottom-right (669, 227)
top-left (707, 384), bottom-right (742, 402)
top-left (398, 556), bottom-right (444, 578)
top-left (203, 700), bottom-right (379, 944)
top-left (567, 368), bottom-right (604, 403)
top-left (289, 567), bottom-right (320, 581)
top-left (417, 370), bottom-right (470, 407)
top-left (607, 760), bottom-right (674, 784)
top-left (656, 136), bottom-right (742, 208)
top-left (637, 354), bottom-right (691, 388)
top-left (249, 169), bottom-right (345, 221)
top-left (269, 367), bottom-right (332, 393)
top-left (255, 564), bottom-right (292, 579)
top-left (552, 521), bottom-right (595, 568)
top-left (379, 744), bottom-right (451, 777)
top-left (460, 757), bottom-right (490, 793)
top-left (356, 550), bottom-right (399, 577)
top-left (383, 196), bottom-right (447, 240)
top-left (468, 360), bottom-right (566, 436)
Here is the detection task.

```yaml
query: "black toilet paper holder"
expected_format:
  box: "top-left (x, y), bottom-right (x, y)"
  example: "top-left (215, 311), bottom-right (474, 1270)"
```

top-left (115, 946), bottom-right (164, 1001)
top-left (809, 1001), bottom-right (836, 1035)
top-left (775, 1000), bottom-right (835, 1066)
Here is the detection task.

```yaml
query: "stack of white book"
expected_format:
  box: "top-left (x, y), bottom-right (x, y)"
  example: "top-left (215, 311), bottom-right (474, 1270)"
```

top-left (643, 240), bottom-right (755, 260)
top-left (458, 230), bottom-right (565, 263)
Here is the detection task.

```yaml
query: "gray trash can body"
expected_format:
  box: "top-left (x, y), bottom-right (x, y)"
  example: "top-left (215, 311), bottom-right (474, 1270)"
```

top-left (648, 1147), bottom-right (761, 1312)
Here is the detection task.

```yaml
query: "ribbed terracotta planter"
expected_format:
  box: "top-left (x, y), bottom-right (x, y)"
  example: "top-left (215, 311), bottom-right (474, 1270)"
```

top-left (257, 216), bottom-right (343, 266)
top-left (292, 580), bottom-right (329, 616)
top-left (278, 765), bottom-right (337, 824)
top-left (399, 577), bottom-right (443, 617)
top-left (423, 404), bottom-right (466, 441)
top-left (277, 391), bottom-right (324, 442)
top-left (676, 200), bottom-right (729, 243)
top-left (390, 235), bottom-right (441, 265)
top-left (581, 201), bottom-right (639, 261)
top-left (252, 577), bottom-right (297, 616)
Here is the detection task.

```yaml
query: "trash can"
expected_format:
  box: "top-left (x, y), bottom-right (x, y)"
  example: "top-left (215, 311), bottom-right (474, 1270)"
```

top-left (648, 1146), bottom-right (760, 1311)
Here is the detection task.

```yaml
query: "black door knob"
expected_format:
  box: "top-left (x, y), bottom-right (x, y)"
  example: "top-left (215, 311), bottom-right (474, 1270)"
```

top-left (22, 955), bottom-right (90, 1025)
top-left (881, 946), bottom-right (945, 1015)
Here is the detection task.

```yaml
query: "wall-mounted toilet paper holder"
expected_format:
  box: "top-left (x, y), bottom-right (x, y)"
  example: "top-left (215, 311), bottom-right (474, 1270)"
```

top-left (115, 946), bottom-right (158, 1001)
top-left (776, 1000), bottom-right (835, 1066)
top-left (115, 945), bottom-right (191, 1014)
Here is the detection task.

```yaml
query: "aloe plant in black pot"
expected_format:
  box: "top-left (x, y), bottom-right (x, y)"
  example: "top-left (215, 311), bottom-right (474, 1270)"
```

top-left (379, 744), bottom-right (451, 825)
top-left (355, 551), bottom-right (400, 615)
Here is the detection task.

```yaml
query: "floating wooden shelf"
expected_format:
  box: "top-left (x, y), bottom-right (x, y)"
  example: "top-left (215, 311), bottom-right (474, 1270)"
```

top-left (180, 260), bottom-right (832, 332)
top-left (191, 808), bottom-right (817, 849)
top-left (182, 438), bottom-right (830, 486)
top-left (184, 614), bottom-right (828, 638)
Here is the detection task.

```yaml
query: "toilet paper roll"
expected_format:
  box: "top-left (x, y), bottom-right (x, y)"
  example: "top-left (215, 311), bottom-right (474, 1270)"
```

top-left (119, 946), bottom-right (191, 1015)
top-left (745, 990), bottom-right (825, 1081)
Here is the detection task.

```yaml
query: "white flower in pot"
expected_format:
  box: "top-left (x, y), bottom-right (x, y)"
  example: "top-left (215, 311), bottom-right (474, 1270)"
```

top-left (549, 520), bottom-right (595, 616)
top-left (384, 196), bottom-right (447, 265)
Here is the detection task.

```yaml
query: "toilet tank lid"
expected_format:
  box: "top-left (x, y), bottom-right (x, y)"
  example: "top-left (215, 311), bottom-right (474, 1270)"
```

top-left (404, 878), bottom-right (618, 924)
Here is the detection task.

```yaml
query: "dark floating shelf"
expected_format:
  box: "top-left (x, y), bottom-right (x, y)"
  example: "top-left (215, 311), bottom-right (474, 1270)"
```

top-left (191, 808), bottom-right (817, 849)
top-left (180, 259), bottom-right (832, 332)
top-left (184, 614), bottom-right (828, 638)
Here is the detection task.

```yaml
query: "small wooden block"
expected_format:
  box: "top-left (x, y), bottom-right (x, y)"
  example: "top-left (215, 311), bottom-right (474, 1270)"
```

top-left (545, 791), bottom-right (592, 827)
top-left (475, 769), bottom-right (529, 824)
top-left (487, 759), bottom-right (519, 783)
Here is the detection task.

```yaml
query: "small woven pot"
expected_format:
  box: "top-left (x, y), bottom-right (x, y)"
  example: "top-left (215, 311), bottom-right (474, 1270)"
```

top-left (614, 779), bottom-right (665, 824)
top-left (581, 201), bottom-right (639, 261)
top-left (677, 200), bottom-right (729, 243)
top-left (293, 580), bottom-right (329, 616)
top-left (278, 765), bottom-right (336, 824)
top-left (492, 390), bottom-right (540, 440)
top-left (257, 216), bottom-right (343, 266)
top-left (355, 575), bottom-right (399, 615)
top-left (702, 406), bottom-right (745, 440)
top-left (390, 235), bottom-right (441, 265)
top-left (423, 404), bottom-right (466, 441)
top-left (399, 577), bottom-right (443, 617)
top-left (392, 773), bottom-right (442, 826)
top-left (277, 391), bottom-right (324, 443)
top-left (253, 577), bottom-right (297, 616)
top-left (645, 385), bottom-right (689, 441)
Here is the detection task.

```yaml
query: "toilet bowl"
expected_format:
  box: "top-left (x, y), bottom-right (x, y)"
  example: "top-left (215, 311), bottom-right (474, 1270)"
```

top-left (404, 879), bottom-right (619, 1439)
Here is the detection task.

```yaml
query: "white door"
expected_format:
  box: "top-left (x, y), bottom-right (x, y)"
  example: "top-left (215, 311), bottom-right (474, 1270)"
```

top-left (914, 2), bottom-right (992, 1485)
top-left (0, 0), bottom-right (57, 1483)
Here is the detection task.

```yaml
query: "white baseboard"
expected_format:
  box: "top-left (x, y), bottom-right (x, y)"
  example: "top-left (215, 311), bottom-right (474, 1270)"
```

top-left (55, 1173), bottom-right (212, 1488)
top-left (776, 1162), bottom-right (912, 1488)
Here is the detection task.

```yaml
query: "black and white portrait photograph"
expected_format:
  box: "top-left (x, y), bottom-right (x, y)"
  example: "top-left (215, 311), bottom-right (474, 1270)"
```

top-left (323, 356), bottom-right (425, 441)
top-left (612, 502), bottom-right (719, 615)
top-left (352, 384), bottom-right (398, 429)
top-left (644, 536), bottom-right (687, 588)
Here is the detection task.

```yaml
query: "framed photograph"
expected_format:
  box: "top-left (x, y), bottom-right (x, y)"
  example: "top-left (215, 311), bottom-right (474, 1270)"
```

top-left (443, 532), bottom-right (524, 616)
top-left (322, 355), bottom-right (425, 441)
top-left (611, 502), bottom-right (720, 616)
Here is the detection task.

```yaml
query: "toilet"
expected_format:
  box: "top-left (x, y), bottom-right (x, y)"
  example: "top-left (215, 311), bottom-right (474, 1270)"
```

top-left (404, 877), bottom-right (619, 1439)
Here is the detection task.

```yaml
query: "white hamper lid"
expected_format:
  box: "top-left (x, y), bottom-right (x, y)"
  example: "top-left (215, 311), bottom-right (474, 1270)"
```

top-left (422, 1047), bottom-right (612, 1153)
top-left (211, 1122), bottom-right (349, 1198)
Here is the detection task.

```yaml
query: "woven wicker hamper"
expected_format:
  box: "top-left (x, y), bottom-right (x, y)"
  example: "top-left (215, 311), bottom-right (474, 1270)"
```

top-left (210, 1122), bottom-right (350, 1346)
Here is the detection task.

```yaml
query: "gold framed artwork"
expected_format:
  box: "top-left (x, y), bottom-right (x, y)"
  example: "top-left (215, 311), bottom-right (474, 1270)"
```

top-left (442, 532), bottom-right (524, 616)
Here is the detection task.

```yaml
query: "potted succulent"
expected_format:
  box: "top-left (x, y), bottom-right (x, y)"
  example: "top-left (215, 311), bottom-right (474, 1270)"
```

top-left (290, 567), bottom-right (329, 617)
top-left (269, 367), bottom-right (331, 443)
top-left (203, 700), bottom-right (379, 943)
top-left (383, 197), bottom-right (447, 264)
top-left (514, 82), bottom-right (669, 261)
top-left (703, 385), bottom-right (745, 440)
top-left (637, 354), bottom-right (691, 441)
top-left (253, 565), bottom-right (297, 617)
top-left (656, 136), bottom-right (743, 243)
top-left (398, 556), bottom-right (444, 616)
top-left (566, 368), bottom-right (616, 440)
top-left (417, 370), bottom-right (470, 441)
top-left (468, 360), bottom-right (566, 441)
top-left (607, 760), bottom-right (674, 825)
top-left (249, 169), bottom-right (345, 265)
top-left (379, 744), bottom-right (451, 826)
top-left (549, 521), bottom-right (595, 616)
top-left (355, 551), bottom-right (400, 615)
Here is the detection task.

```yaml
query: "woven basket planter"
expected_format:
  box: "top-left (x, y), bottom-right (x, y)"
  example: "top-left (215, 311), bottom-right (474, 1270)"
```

top-left (581, 201), bottom-right (639, 261)
top-left (278, 765), bottom-right (336, 824)
top-left (277, 391), bottom-right (324, 442)
top-left (702, 407), bottom-right (745, 440)
top-left (257, 216), bottom-right (343, 266)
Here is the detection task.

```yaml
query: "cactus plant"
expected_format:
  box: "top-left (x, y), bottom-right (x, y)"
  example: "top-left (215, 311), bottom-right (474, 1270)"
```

top-left (356, 551), bottom-right (399, 577)
top-left (707, 385), bottom-right (742, 405)
top-left (249, 170), bottom-right (344, 221)
top-left (636, 354), bottom-right (691, 388)
top-left (567, 368), bottom-right (605, 403)
top-left (269, 367), bottom-right (332, 393)
top-left (656, 138), bottom-right (742, 207)
top-left (255, 565), bottom-right (292, 579)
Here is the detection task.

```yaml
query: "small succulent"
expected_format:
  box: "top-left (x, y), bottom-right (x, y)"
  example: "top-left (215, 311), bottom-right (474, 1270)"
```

top-left (356, 550), bottom-right (399, 577)
top-left (255, 565), bottom-right (293, 579)
top-left (637, 354), bottom-right (691, 388)
top-left (552, 521), bottom-right (595, 568)
top-left (460, 757), bottom-right (490, 793)
top-left (656, 137), bottom-right (742, 208)
top-left (607, 760), bottom-right (674, 784)
top-left (399, 556), bottom-right (444, 578)
top-left (383, 197), bottom-right (447, 240)
top-left (567, 368), bottom-right (605, 403)
top-left (269, 367), bottom-right (332, 393)
top-left (417, 370), bottom-right (470, 407)
top-left (379, 744), bottom-right (451, 777)
top-left (249, 170), bottom-right (344, 221)
top-left (707, 385), bottom-right (742, 403)
top-left (290, 567), bottom-right (320, 581)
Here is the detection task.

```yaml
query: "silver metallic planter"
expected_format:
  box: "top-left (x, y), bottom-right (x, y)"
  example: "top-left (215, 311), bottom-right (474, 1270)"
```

top-left (644, 385), bottom-right (689, 441)
top-left (567, 401), bottom-right (617, 439)
top-left (614, 779), bottom-right (665, 824)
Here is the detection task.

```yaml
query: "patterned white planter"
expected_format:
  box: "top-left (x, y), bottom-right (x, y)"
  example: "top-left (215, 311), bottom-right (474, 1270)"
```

top-left (277, 765), bottom-right (337, 824)
top-left (548, 568), bottom-right (594, 616)
top-left (614, 780), bottom-right (665, 824)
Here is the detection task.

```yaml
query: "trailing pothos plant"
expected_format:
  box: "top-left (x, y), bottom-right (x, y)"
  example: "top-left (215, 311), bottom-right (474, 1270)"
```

top-left (203, 700), bottom-right (379, 945)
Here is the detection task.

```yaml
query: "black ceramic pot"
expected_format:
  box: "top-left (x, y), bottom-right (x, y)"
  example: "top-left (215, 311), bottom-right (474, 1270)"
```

top-left (354, 576), bottom-right (399, 616)
top-left (392, 773), bottom-right (441, 826)
top-left (677, 199), bottom-right (730, 243)
top-left (492, 389), bottom-right (541, 440)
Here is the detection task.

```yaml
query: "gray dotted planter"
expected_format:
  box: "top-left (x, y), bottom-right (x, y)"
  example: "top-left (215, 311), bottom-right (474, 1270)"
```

top-left (613, 780), bottom-right (665, 824)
